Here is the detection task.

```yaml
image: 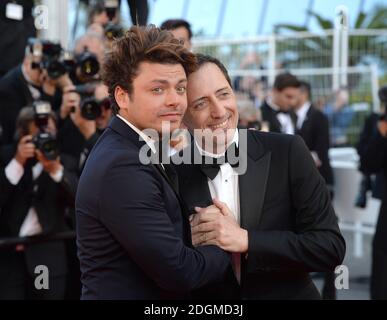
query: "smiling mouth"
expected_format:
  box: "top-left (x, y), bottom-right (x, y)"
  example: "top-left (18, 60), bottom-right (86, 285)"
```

top-left (209, 118), bottom-right (229, 130)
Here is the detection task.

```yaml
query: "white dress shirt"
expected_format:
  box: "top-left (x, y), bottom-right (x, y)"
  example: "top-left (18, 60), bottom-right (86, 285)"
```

top-left (5, 158), bottom-right (64, 237)
top-left (195, 129), bottom-right (241, 283)
top-left (296, 102), bottom-right (311, 130)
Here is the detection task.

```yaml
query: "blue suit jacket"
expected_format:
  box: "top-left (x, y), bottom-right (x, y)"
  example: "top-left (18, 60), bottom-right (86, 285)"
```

top-left (76, 116), bottom-right (230, 299)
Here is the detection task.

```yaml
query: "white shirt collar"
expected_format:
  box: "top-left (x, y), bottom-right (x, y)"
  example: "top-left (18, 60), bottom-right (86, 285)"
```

top-left (296, 101), bottom-right (311, 129)
top-left (296, 101), bottom-right (311, 118)
top-left (116, 114), bottom-right (156, 153)
top-left (195, 128), bottom-right (239, 159)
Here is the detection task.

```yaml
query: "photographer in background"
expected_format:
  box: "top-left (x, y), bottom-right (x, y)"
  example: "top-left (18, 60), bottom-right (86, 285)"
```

top-left (359, 86), bottom-right (387, 300)
top-left (0, 1), bottom-right (36, 77)
top-left (0, 39), bottom-right (73, 146)
top-left (160, 19), bottom-right (192, 50)
top-left (57, 82), bottom-right (112, 169)
top-left (0, 103), bottom-right (78, 300)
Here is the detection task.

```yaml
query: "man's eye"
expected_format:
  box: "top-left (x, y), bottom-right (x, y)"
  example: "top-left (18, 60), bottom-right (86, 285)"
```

top-left (176, 86), bottom-right (186, 94)
top-left (194, 102), bottom-right (205, 109)
top-left (152, 88), bottom-right (163, 93)
top-left (220, 92), bottom-right (230, 97)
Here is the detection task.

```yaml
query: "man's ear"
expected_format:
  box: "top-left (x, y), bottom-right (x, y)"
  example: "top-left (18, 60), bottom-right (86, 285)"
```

top-left (114, 86), bottom-right (129, 111)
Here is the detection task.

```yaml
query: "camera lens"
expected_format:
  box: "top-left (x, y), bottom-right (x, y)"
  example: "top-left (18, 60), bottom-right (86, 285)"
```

top-left (47, 60), bottom-right (67, 79)
top-left (81, 98), bottom-right (102, 120)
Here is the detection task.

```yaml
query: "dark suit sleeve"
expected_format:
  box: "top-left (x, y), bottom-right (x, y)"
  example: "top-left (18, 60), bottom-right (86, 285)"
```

top-left (246, 135), bottom-right (346, 273)
top-left (58, 154), bottom-right (79, 205)
top-left (99, 163), bottom-right (230, 293)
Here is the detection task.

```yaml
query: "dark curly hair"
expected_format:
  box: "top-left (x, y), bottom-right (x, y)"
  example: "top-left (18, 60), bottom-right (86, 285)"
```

top-left (102, 25), bottom-right (197, 114)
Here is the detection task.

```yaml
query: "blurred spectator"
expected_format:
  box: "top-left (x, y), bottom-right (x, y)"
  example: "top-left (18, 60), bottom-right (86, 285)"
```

top-left (324, 87), bottom-right (354, 147)
top-left (0, 1), bottom-right (36, 77)
top-left (88, 1), bottom-right (112, 27)
top-left (0, 106), bottom-right (78, 299)
top-left (160, 19), bottom-right (192, 50)
top-left (252, 79), bottom-right (267, 109)
top-left (358, 85), bottom-right (387, 300)
top-left (260, 72), bottom-right (300, 134)
top-left (237, 99), bottom-right (263, 131)
top-left (88, 0), bottom-right (148, 26)
top-left (73, 31), bottom-right (106, 70)
top-left (57, 82), bottom-right (112, 169)
top-left (294, 81), bottom-right (334, 188)
top-left (0, 42), bottom-right (72, 146)
top-left (356, 111), bottom-right (385, 208)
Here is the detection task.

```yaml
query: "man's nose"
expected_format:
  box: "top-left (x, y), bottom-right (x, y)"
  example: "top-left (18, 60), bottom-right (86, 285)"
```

top-left (210, 99), bottom-right (227, 118)
top-left (165, 89), bottom-right (180, 107)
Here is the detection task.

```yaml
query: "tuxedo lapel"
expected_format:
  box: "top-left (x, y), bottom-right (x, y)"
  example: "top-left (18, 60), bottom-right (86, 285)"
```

top-left (239, 131), bottom-right (271, 230)
top-left (181, 165), bottom-right (213, 214)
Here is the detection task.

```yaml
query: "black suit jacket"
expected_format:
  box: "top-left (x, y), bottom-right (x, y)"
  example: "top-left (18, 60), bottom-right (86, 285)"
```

top-left (0, 145), bottom-right (78, 278)
top-left (75, 116), bottom-right (230, 300)
top-left (0, 65), bottom-right (33, 145)
top-left (174, 130), bottom-right (346, 299)
top-left (296, 105), bottom-right (334, 186)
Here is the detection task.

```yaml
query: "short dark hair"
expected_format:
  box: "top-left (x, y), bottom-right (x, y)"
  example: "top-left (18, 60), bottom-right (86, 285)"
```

top-left (299, 80), bottom-right (312, 100)
top-left (195, 54), bottom-right (232, 88)
top-left (102, 25), bottom-right (197, 115)
top-left (160, 19), bottom-right (193, 40)
top-left (273, 72), bottom-right (300, 91)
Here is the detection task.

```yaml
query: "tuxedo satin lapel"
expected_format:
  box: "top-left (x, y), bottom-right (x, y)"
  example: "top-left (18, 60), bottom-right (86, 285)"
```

top-left (239, 132), bottom-right (271, 230)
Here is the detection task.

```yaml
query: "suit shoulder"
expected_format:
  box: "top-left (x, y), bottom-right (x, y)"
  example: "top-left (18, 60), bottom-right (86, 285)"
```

top-left (249, 130), bottom-right (295, 145)
top-left (248, 130), bottom-right (307, 155)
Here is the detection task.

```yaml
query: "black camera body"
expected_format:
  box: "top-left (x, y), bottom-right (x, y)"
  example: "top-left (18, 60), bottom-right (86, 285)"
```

top-left (75, 49), bottom-right (100, 79)
top-left (70, 84), bottom-right (110, 120)
top-left (28, 38), bottom-right (69, 79)
top-left (28, 38), bottom-right (100, 81)
top-left (32, 101), bottom-right (59, 160)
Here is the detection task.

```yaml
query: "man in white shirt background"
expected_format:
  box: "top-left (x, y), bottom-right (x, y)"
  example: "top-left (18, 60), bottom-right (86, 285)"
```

top-left (260, 72), bottom-right (300, 135)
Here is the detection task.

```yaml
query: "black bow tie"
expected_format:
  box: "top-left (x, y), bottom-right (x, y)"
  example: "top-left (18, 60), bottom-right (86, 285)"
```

top-left (276, 110), bottom-right (289, 115)
top-left (200, 143), bottom-right (239, 180)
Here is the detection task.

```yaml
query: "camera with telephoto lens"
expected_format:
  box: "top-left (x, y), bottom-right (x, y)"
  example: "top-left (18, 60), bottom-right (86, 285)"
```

top-left (32, 101), bottom-right (59, 160)
top-left (102, 0), bottom-right (124, 40)
top-left (75, 48), bottom-right (100, 78)
top-left (378, 86), bottom-right (387, 121)
top-left (28, 38), bottom-right (100, 81)
top-left (70, 83), bottom-right (111, 120)
top-left (28, 38), bottom-right (70, 79)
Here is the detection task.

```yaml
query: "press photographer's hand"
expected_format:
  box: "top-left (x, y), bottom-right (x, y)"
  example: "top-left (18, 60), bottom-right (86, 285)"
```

top-left (35, 149), bottom-right (63, 176)
top-left (15, 135), bottom-right (35, 166)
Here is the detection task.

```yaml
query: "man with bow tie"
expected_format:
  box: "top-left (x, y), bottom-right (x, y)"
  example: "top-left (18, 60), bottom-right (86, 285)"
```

top-left (174, 54), bottom-right (346, 300)
top-left (260, 72), bottom-right (300, 134)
